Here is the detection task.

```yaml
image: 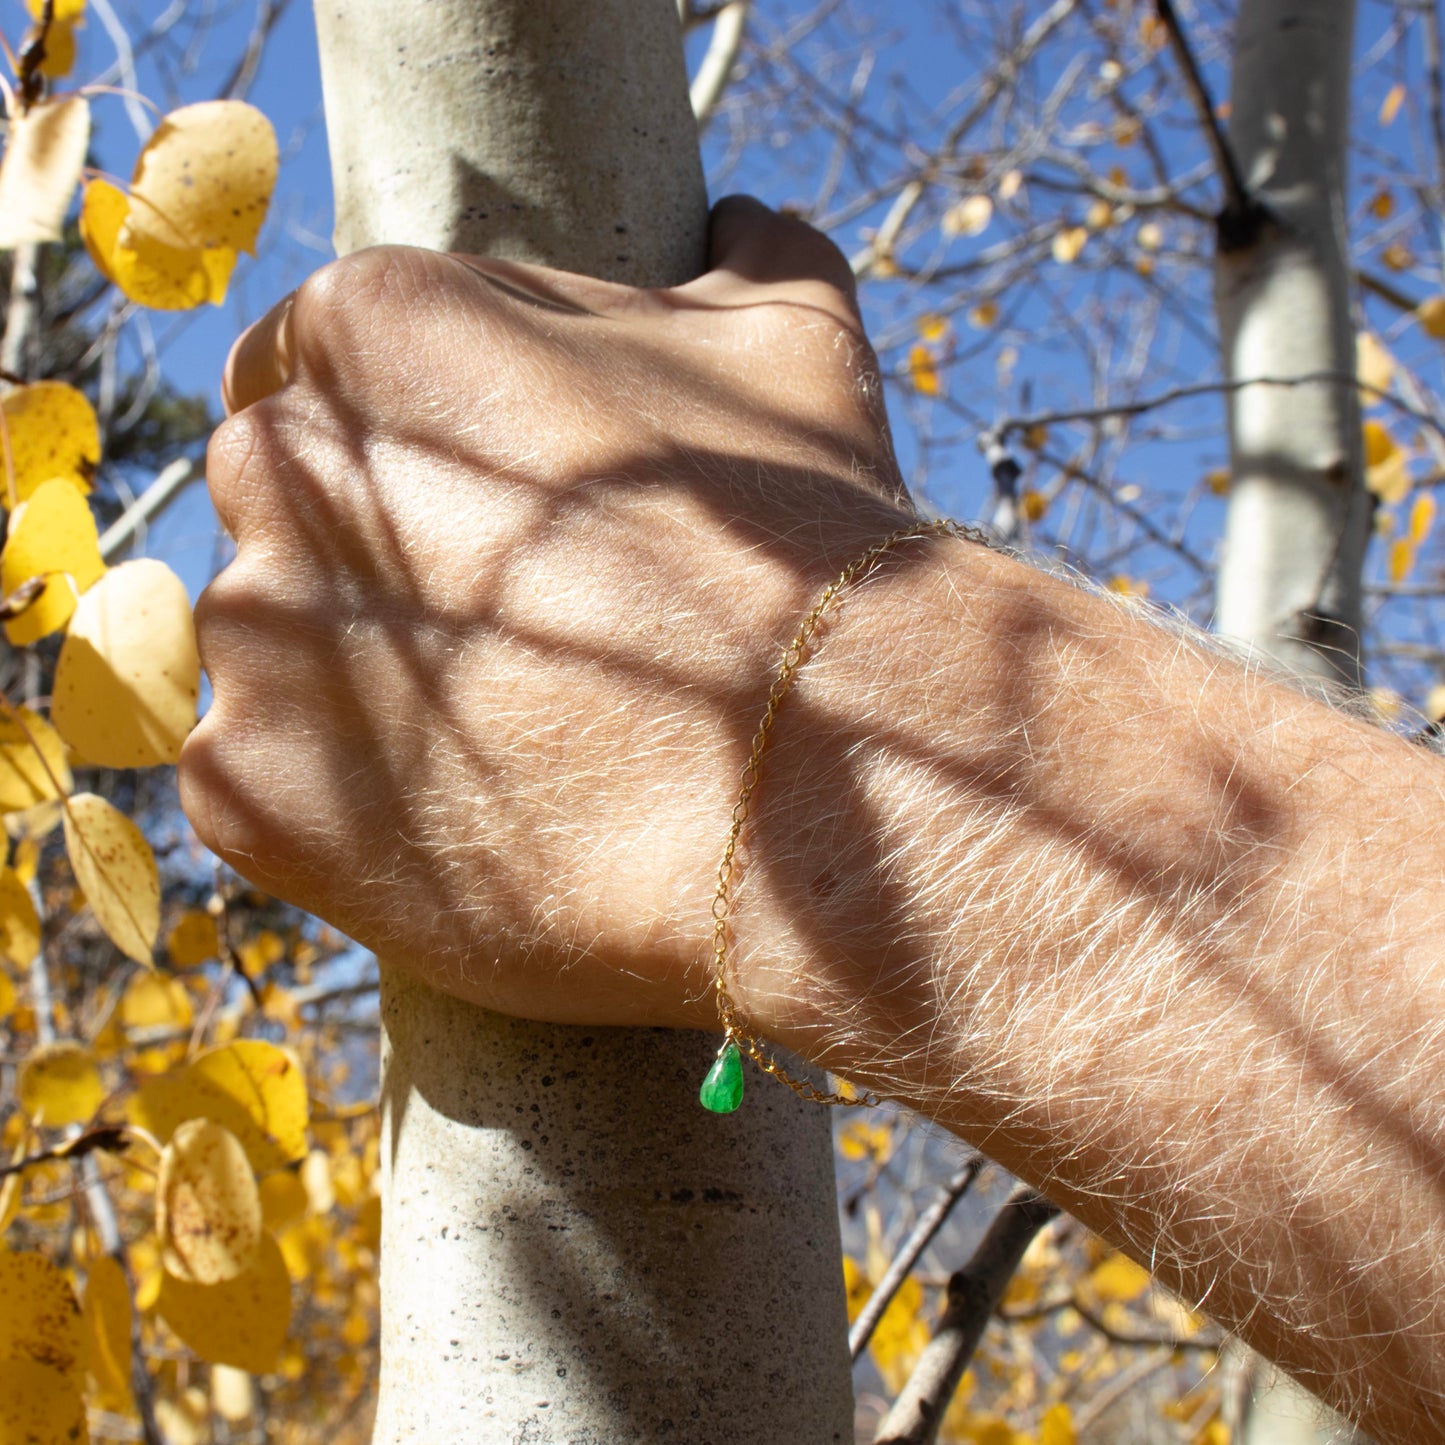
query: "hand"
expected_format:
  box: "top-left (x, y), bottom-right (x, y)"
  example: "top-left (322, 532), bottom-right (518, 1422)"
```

top-left (181, 197), bottom-right (913, 1030)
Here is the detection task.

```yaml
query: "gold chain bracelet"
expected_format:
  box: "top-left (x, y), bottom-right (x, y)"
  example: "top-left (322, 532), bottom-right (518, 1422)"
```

top-left (699, 517), bottom-right (993, 1113)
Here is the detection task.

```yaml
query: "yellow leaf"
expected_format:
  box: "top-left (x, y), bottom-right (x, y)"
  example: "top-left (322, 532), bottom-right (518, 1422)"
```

top-left (120, 972), bottom-right (193, 1034)
top-left (1409, 493), bottom-right (1436, 544)
top-left (1086, 198), bottom-right (1113, 230)
top-left (356, 1194), bottom-right (381, 1252)
top-left (166, 909), bottom-right (219, 969)
top-left (53, 559), bottom-right (200, 768)
top-left (1382, 242), bottom-right (1414, 272)
top-left (128, 1039), bottom-right (309, 1174)
top-left (81, 179), bottom-right (236, 312)
top-left (80, 1255), bottom-right (132, 1415)
top-left (1369, 189), bottom-right (1394, 221)
top-left (1021, 489), bottom-right (1048, 522)
top-left (17, 1041), bottom-right (104, 1127)
top-left (0, 96), bottom-right (90, 249)
top-left (968, 300), bottom-right (999, 329)
top-left (1052, 226), bottom-right (1088, 264)
top-left (210, 1364), bottom-right (254, 1423)
top-left (1367, 448), bottom-right (1411, 504)
top-left (1022, 424), bottom-right (1047, 451)
top-left (0, 971), bottom-right (13, 1021)
top-left (78, 178), bottom-right (127, 287)
top-left (1418, 296), bottom-right (1445, 340)
top-left (258, 1171), bottom-right (307, 1231)
top-left (153, 1389), bottom-right (207, 1445)
top-left (1088, 1252), bottom-right (1153, 1302)
top-left (114, 228), bottom-right (236, 311)
top-left (25, 0), bottom-right (86, 20)
top-left (909, 344), bottom-right (941, 396)
top-left (0, 382), bottom-right (97, 507)
top-left (0, 869), bottom-right (40, 969)
top-left (998, 170), bottom-right (1022, 201)
top-left (1388, 537), bottom-right (1415, 583)
top-left (0, 1251), bottom-right (84, 1371)
top-left (1363, 419), bottom-right (1397, 468)
top-left (942, 194), bottom-right (993, 238)
top-left (35, 21), bottom-right (77, 80)
top-left (917, 313), bottom-right (950, 343)
top-left (1039, 1403), bottom-right (1076, 1445)
top-left (1426, 684), bottom-right (1445, 722)
top-left (12, 840), bottom-right (38, 887)
top-left (300, 1150), bottom-right (334, 1214)
top-left (63, 793), bottom-right (159, 967)
top-left (1192, 1421), bottom-right (1229, 1445)
top-left (0, 1360), bottom-right (88, 1445)
top-left (837, 1119), bottom-right (892, 1163)
top-left (0, 708), bottom-right (70, 815)
top-left (157, 1232), bottom-right (290, 1373)
top-left (1357, 331), bottom-right (1394, 395)
top-left (1, 480), bottom-right (105, 646)
top-left (158, 1120), bottom-right (262, 1284)
top-left (1137, 221), bottom-right (1163, 252)
top-left (126, 102), bottom-right (277, 254)
top-left (868, 1272), bottom-right (931, 1394)
top-left (1380, 82), bottom-right (1406, 126)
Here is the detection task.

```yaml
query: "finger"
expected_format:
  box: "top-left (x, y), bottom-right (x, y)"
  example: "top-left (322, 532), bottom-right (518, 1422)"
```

top-left (685, 194), bottom-right (860, 317)
top-left (222, 290), bottom-right (297, 414)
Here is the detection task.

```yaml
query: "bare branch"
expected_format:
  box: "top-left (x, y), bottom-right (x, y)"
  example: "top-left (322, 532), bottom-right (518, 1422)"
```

top-left (987, 372), bottom-right (1445, 449)
top-left (222, 0), bottom-right (295, 101)
top-left (851, 1159), bottom-right (983, 1361)
top-left (873, 1187), bottom-right (1061, 1445)
top-left (1152, 0), bottom-right (1257, 230)
top-left (99, 456), bottom-right (202, 562)
top-left (690, 0), bottom-right (749, 129)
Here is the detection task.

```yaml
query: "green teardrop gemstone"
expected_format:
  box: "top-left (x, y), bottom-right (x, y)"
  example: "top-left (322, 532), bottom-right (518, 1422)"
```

top-left (699, 1041), bottom-right (744, 1113)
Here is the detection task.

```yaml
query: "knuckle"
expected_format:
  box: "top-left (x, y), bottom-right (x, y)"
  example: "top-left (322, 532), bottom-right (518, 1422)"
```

top-left (289, 247), bottom-right (437, 371)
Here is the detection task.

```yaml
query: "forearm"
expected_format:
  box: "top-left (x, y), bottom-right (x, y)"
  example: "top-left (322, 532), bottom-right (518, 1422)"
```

top-left (732, 535), bottom-right (1445, 1439)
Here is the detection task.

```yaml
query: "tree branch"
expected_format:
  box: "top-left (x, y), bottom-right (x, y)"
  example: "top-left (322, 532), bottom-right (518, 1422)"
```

top-left (873, 1187), bottom-right (1061, 1445)
top-left (850, 1158), bottom-right (983, 1361)
top-left (689, 0), bottom-right (748, 129)
top-left (1152, 0), bottom-right (1257, 233)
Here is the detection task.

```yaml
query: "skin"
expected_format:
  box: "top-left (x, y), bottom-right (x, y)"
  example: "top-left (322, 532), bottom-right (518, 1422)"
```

top-left (183, 197), bottom-right (1445, 1441)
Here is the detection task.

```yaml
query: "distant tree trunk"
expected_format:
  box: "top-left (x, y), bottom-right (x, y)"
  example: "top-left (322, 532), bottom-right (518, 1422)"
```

top-left (1214, 1), bottom-right (1371, 1440)
top-left (313, 3), bottom-right (855, 1442)
top-left (1215, 0), bottom-right (1369, 690)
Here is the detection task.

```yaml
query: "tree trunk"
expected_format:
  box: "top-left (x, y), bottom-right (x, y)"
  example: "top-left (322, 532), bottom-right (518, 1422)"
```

top-left (1214, 1), bottom-right (1371, 1439)
top-left (312, 3), bottom-right (855, 1442)
top-left (1214, 0), bottom-right (1369, 691)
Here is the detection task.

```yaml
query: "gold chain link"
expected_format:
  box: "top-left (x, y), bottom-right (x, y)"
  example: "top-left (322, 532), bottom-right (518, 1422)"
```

top-left (710, 517), bottom-right (994, 1108)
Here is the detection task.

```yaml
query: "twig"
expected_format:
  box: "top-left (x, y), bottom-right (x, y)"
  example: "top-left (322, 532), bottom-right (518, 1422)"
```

top-left (1151, 0), bottom-right (1260, 240)
top-left (15, 0), bottom-right (55, 110)
top-left (0, 1125), bottom-right (130, 1177)
top-left (88, 0), bottom-right (153, 143)
top-left (99, 456), bottom-right (202, 561)
top-left (690, 0), bottom-right (749, 129)
top-left (221, 0), bottom-right (294, 101)
top-left (851, 1159), bottom-right (983, 1361)
top-left (851, 0), bottom-right (1080, 274)
top-left (873, 1187), bottom-right (1061, 1445)
top-left (1069, 1345), bottom-right (1174, 1435)
top-left (986, 371), bottom-right (1445, 449)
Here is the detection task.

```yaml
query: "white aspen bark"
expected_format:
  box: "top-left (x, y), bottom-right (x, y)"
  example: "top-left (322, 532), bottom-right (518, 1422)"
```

top-left (312, 4), bottom-right (855, 1442)
top-left (1214, 0), bottom-right (1370, 690)
top-left (1215, 2), bottom-right (1372, 1439)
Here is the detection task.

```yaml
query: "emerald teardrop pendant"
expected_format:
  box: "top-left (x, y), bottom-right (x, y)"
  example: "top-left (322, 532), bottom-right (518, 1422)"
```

top-left (700, 1041), bottom-right (744, 1113)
